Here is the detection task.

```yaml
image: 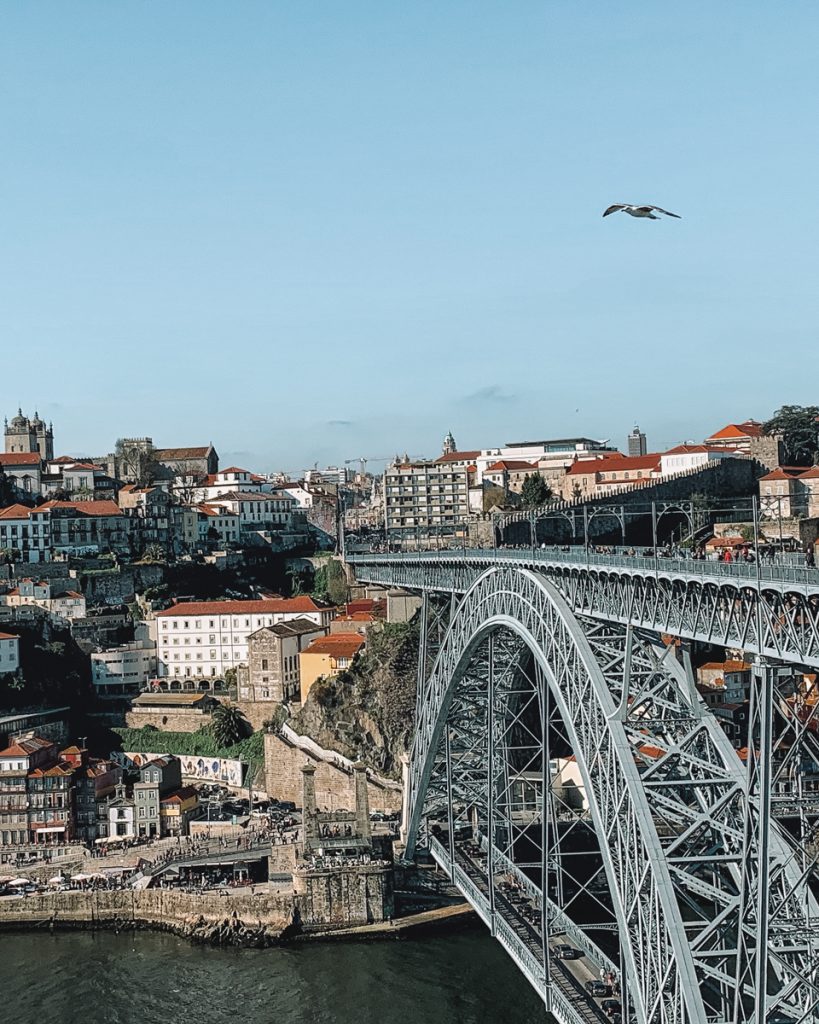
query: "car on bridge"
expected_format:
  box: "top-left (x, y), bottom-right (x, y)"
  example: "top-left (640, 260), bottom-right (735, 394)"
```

top-left (584, 979), bottom-right (609, 997)
top-left (601, 998), bottom-right (621, 1018)
top-left (553, 943), bottom-right (582, 959)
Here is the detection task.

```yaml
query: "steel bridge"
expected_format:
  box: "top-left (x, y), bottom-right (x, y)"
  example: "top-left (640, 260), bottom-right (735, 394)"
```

top-left (349, 548), bottom-right (819, 1024)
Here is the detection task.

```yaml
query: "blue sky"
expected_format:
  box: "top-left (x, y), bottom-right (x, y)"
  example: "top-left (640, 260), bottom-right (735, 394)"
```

top-left (2, 2), bottom-right (818, 472)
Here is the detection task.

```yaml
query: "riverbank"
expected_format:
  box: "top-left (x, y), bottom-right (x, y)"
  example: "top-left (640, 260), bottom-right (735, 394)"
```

top-left (0, 889), bottom-right (475, 947)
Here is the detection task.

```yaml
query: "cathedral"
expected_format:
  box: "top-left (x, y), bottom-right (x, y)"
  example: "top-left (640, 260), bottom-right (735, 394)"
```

top-left (4, 409), bottom-right (54, 461)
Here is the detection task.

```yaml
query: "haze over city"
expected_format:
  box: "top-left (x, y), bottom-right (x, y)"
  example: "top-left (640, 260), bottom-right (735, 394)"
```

top-left (4, 2), bottom-right (819, 471)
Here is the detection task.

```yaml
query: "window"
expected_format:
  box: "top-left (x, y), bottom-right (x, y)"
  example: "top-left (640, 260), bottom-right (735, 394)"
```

top-left (261, 659), bottom-right (268, 671)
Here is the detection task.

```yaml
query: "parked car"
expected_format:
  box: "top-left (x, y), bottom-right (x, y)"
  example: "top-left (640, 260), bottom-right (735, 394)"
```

top-left (584, 980), bottom-right (609, 997)
top-left (602, 999), bottom-right (621, 1018)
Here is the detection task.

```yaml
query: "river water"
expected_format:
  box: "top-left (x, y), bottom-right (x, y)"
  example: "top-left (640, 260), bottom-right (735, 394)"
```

top-left (0, 929), bottom-right (547, 1024)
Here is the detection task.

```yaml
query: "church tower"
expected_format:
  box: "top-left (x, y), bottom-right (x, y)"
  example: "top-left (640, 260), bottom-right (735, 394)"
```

top-left (442, 429), bottom-right (457, 455)
top-left (4, 409), bottom-right (54, 459)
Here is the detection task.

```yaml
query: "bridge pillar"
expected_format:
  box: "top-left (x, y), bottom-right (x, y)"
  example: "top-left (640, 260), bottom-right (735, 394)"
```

top-left (399, 754), bottom-right (410, 847)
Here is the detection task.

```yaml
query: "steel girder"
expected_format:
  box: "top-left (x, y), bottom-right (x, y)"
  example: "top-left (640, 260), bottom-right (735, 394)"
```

top-left (349, 552), bottom-right (819, 669)
top-left (407, 566), bottom-right (819, 1024)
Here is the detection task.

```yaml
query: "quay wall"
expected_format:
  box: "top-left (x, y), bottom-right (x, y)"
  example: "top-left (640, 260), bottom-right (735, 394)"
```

top-left (0, 889), bottom-right (295, 945)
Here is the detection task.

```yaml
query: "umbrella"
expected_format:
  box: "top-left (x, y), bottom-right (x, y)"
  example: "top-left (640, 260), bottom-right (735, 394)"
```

top-left (8, 878), bottom-right (31, 886)
top-left (70, 873), bottom-right (91, 882)
top-left (48, 875), bottom-right (65, 885)
top-left (0, 875), bottom-right (15, 885)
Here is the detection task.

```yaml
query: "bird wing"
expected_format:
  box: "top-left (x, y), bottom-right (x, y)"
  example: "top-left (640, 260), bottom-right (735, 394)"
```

top-left (602, 204), bottom-right (627, 217)
top-left (650, 206), bottom-right (681, 218)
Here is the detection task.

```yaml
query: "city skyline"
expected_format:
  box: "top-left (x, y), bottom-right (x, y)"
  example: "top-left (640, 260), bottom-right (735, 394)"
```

top-left (5, 3), bottom-right (819, 467)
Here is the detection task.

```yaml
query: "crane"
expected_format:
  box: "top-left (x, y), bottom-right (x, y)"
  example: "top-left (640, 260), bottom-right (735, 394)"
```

top-left (344, 456), bottom-right (392, 477)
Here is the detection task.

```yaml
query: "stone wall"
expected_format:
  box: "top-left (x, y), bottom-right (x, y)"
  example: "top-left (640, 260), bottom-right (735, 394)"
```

top-left (264, 732), bottom-right (401, 814)
top-left (293, 862), bottom-right (394, 928)
top-left (0, 887), bottom-right (295, 943)
top-left (125, 706), bottom-right (214, 732)
top-left (80, 564), bottom-right (164, 607)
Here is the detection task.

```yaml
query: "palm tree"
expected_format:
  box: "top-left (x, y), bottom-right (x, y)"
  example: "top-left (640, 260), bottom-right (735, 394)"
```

top-left (211, 703), bottom-right (248, 747)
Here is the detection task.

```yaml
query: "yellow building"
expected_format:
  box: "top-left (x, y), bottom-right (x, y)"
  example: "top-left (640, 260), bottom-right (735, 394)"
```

top-left (299, 634), bottom-right (365, 703)
top-left (159, 784), bottom-right (199, 837)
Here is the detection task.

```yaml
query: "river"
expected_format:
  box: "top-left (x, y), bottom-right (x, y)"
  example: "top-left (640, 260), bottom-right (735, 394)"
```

top-left (0, 929), bottom-right (547, 1024)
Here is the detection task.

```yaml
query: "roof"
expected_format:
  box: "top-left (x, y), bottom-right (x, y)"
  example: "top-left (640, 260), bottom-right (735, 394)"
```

top-left (155, 446), bottom-right (212, 461)
top-left (759, 467), bottom-right (803, 481)
top-left (707, 420), bottom-right (764, 441)
top-left (132, 693), bottom-right (215, 707)
top-left (700, 660), bottom-right (752, 672)
top-left (567, 453), bottom-right (661, 476)
top-left (28, 760), bottom-right (74, 778)
top-left (704, 536), bottom-right (745, 548)
top-left (484, 460), bottom-right (539, 472)
top-left (798, 466), bottom-right (819, 480)
top-left (210, 491), bottom-right (283, 501)
top-left (302, 634), bottom-right (366, 657)
top-left (0, 735), bottom-right (54, 758)
top-left (249, 617), bottom-right (326, 639)
top-left (161, 785), bottom-right (199, 805)
top-left (0, 452), bottom-right (41, 467)
top-left (218, 466), bottom-right (250, 475)
top-left (0, 631), bottom-right (18, 640)
top-left (0, 504), bottom-right (35, 520)
top-left (157, 596), bottom-right (332, 617)
top-left (663, 444), bottom-right (738, 455)
top-left (35, 500), bottom-right (123, 517)
top-left (435, 450), bottom-right (482, 464)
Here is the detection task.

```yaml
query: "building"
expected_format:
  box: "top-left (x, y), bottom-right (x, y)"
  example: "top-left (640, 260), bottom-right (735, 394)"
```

top-left (155, 597), bottom-right (336, 679)
top-left (106, 784), bottom-right (137, 841)
top-left (193, 504), bottom-right (241, 546)
top-left (705, 420), bottom-right (765, 454)
top-left (154, 444), bottom-right (219, 484)
top-left (205, 491), bottom-right (295, 532)
top-left (1, 578), bottom-right (86, 623)
top-left (0, 632), bottom-right (19, 675)
top-left (482, 460), bottom-right (540, 495)
top-left (91, 639), bottom-right (157, 697)
top-left (383, 458), bottom-right (470, 536)
top-left (0, 735), bottom-right (75, 849)
top-left (159, 785), bottom-right (199, 837)
top-left (299, 633), bottom-right (365, 703)
top-left (59, 747), bottom-right (121, 845)
top-left (237, 618), bottom-right (327, 705)
top-left (561, 453), bottom-right (662, 500)
top-left (4, 409), bottom-right (53, 461)
top-left (759, 466), bottom-right (819, 521)
top-left (126, 692), bottom-right (220, 730)
top-left (0, 452), bottom-right (42, 495)
top-left (40, 458), bottom-right (116, 501)
top-left (660, 444), bottom-right (741, 476)
top-left (134, 756), bottom-right (183, 839)
top-left (627, 426), bottom-right (647, 457)
top-left (117, 485), bottom-right (173, 554)
top-left (0, 499), bottom-right (129, 561)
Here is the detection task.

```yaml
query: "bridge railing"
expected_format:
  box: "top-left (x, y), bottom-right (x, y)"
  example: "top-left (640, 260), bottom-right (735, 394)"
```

top-left (350, 545), bottom-right (819, 590)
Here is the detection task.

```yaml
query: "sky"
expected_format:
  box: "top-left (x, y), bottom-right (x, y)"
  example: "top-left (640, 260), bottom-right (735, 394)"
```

top-left (2, 2), bottom-right (819, 473)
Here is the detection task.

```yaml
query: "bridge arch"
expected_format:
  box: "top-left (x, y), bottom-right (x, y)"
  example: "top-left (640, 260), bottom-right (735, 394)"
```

top-left (407, 565), bottom-right (817, 1024)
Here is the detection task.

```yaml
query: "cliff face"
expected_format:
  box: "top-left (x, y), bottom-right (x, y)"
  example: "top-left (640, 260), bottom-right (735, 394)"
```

top-left (291, 620), bottom-right (419, 780)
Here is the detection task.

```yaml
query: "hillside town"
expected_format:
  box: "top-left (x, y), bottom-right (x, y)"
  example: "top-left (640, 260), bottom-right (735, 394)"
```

top-left (1, 403), bottom-right (818, 941)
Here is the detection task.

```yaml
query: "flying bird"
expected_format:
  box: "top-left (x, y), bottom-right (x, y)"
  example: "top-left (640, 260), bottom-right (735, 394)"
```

top-left (603, 204), bottom-right (681, 220)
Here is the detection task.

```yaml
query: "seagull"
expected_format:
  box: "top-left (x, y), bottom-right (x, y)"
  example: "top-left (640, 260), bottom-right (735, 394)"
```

top-left (603, 204), bottom-right (681, 220)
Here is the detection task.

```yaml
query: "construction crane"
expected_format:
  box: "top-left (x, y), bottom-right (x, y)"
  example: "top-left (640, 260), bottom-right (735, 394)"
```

top-left (344, 456), bottom-right (392, 477)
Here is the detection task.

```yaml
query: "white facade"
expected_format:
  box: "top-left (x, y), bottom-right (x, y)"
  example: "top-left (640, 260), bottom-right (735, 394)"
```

top-left (0, 633), bottom-right (20, 675)
top-left (91, 639), bottom-right (157, 695)
top-left (195, 505), bottom-right (241, 545)
top-left (155, 599), bottom-right (335, 679)
top-left (659, 446), bottom-right (739, 476)
top-left (207, 491), bottom-right (295, 530)
top-left (1, 580), bottom-right (86, 623)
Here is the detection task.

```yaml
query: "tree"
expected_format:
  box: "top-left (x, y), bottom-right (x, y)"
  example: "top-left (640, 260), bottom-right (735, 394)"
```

top-left (520, 473), bottom-right (553, 508)
top-left (210, 703), bottom-right (249, 747)
top-left (764, 405), bottom-right (819, 466)
top-left (325, 558), bottom-right (348, 605)
top-left (571, 483), bottom-right (583, 501)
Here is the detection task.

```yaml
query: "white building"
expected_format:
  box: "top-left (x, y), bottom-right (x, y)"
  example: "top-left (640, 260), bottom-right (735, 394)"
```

top-left (206, 491), bottom-right (295, 531)
top-left (193, 466), bottom-right (271, 503)
top-left (1, 579), bottom-right (86, 623)
top-left (155, 597), bottom-right (336, 679)
top-left (0, 452), bottom-right (42, 495)
top-left (194, 504), bottom-right (241, 546)
top-left (91, 639), bottom-right (157, 697)
top-left (0, 632), bottom-right (20, 675)
top-left (659, 444), bottom-right (740, 476)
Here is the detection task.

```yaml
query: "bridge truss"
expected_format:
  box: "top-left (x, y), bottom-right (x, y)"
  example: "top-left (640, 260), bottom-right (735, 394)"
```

top-left (351, 554), bottom-right (819, 1024)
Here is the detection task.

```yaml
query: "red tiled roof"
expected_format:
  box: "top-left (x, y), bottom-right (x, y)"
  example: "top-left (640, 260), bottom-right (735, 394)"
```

top-left (663, 444), bottom-right (738, 455)
top-left (35, 500), bottom-right (122, 516)
top-left (0, 631), bottom-right (17, 640)
top-left (0, 452), bottom-right (41, 467)
top-left (567, 454), bottom-right (660, 475)
top-left (435, 450), bottom-right (481, 464)
top-left (156, 596), bottom-right (333, 617)
top-left (485, 460), bottom-right (538, 472)
top-left (155, 446), bottom-right (211, 460)
top-left (759, 468), bottom-right (801, 481)
top-left (707, 420), bottom-right (764, 441)
top-left (302, 634), bottom-right (365, 657)
top-left (798, 466), bottom-right (819, 480)
top-left (0, 504), bottom-right (35, 520)
top-left (218, 466), bottom-right (250, 475)
top-left (0, 735), bottom-right (54, 758)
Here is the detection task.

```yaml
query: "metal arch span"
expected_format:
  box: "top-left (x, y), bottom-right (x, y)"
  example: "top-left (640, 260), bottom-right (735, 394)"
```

top-left (407, 565), bottom-right (819, 1024)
